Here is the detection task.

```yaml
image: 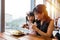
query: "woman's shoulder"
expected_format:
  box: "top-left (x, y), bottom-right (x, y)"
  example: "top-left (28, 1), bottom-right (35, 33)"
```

top-left (50, 19), bottom-right (54, 23)
top-left (48, 19), bottom-right (54, 26)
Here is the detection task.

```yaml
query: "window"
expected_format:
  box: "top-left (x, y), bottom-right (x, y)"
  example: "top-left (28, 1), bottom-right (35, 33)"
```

top-left (5, 0), bottom-right (31, 31)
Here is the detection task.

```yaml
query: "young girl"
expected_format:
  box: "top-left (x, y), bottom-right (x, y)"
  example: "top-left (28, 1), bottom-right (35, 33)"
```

top-left (22, 11), bottom-right (36, 35)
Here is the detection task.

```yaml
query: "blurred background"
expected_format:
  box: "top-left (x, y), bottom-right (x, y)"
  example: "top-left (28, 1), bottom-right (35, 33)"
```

top-left (0, 0), bottom-right (60, 34)
top-left (4, 0), bottom-right (60, 31)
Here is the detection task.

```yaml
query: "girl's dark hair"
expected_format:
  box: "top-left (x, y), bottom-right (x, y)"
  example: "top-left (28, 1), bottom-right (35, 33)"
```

top-left (26, 11), bottom-right (35, 23)
top-left (27, 12), bottom-right (34, 16)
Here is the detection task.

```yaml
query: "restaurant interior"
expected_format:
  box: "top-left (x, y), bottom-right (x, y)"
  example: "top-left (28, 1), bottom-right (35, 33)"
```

top-left (0, 0), bottom-right (60, 40)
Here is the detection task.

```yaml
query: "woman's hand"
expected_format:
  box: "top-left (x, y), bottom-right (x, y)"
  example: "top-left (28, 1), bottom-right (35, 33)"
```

top-left (32, 24), bottom-right (38, 31)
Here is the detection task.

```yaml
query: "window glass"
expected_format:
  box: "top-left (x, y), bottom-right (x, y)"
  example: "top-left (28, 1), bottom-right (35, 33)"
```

top-left (5, 0), bottom-right (31, 31)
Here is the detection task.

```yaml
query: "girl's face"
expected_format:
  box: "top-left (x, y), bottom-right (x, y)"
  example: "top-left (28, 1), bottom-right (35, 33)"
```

top-left (28, 16), bottom-right (34, 21)
top-left (34, 12), bottom-right (44, 20)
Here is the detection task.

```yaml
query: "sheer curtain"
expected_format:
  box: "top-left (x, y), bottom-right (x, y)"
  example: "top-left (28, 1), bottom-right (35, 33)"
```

top-left (36, 0), bottom-right (43, 6)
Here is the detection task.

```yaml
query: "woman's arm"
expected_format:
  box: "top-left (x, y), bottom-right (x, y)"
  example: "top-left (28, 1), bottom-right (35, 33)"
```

top-left (32, 20), bottom-right (54, 37)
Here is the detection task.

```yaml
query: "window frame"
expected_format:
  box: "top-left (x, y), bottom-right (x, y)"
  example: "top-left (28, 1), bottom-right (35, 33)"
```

top-left (1, 0), bottom-right (5, 32)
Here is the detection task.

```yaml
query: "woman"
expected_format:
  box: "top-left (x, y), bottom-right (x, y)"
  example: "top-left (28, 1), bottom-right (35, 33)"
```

top-left (32, 4), bottom-right (54, 39)
top-left (22, 11), bottom-right (36, 35)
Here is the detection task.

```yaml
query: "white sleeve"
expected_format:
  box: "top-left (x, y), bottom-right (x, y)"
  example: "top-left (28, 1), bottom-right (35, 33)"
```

top-left (57, 18), bottom-right (60, 28)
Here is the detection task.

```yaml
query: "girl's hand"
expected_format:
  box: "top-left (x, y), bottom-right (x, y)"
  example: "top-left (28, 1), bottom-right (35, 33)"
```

top-left (22, 24), bottom-right (29, 29)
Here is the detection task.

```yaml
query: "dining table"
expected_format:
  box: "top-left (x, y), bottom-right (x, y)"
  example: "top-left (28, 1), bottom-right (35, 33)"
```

top-left (1, 28), bottom-right (57, 40)
top-left (0, 32), bottom-right (53, 40)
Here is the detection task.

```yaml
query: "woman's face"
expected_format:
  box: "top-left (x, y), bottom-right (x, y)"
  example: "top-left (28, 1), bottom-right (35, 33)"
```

top-left (34, 12), bottom-right (44, 20)
top-left (28, 16), bottom-right (34, 21)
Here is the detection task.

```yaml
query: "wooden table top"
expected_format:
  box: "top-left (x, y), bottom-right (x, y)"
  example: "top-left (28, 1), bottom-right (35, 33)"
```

top-left (0, 32), bottom-right (52, 40)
